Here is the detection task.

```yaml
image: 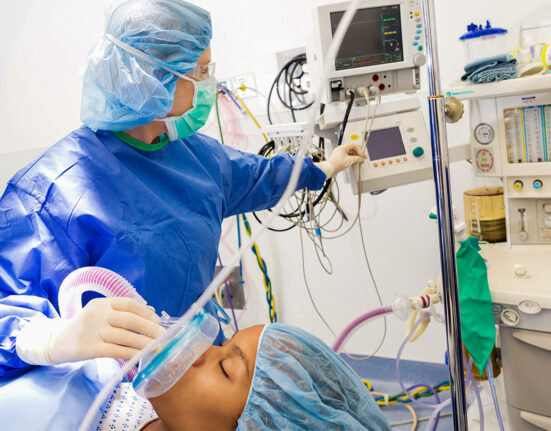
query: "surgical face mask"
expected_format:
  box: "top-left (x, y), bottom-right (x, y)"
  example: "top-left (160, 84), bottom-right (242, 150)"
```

top-left (104, 34), bottom-right (217, 140)
top-left (133, 308), bottom-right (220, 398)
top-left (156, 75), bottom-right (217, 141)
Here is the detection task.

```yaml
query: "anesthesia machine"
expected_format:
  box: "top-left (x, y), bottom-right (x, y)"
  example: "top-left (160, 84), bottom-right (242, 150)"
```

top-left (449, 74), bottom-right (551, 431)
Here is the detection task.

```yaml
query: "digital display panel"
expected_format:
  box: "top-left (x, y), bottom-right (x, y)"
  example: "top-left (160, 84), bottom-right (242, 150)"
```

top-left (330, 5), bottom-right (404, 71)
top-left (366, 127), bottom-right (406, 160)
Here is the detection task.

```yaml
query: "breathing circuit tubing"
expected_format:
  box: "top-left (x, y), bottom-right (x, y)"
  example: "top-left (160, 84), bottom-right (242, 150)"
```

top-left (78, 2), bottom-right (364, 429)
top-left (333, 306), bottom-right (486, 431)
top-left (58, 266), bottom-right (147, 381)
top-left (332, 306), bottom-right (393, 353)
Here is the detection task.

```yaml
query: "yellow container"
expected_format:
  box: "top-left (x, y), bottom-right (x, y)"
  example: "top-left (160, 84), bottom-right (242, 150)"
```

top-left (464, 187), bottom-right (506, 243)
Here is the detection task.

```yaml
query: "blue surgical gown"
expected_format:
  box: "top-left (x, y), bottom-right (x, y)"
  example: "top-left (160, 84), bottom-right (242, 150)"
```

top-left (0, 358), bottom-right (120, 430)
top-left (0, 126), bottom-right (325, 377)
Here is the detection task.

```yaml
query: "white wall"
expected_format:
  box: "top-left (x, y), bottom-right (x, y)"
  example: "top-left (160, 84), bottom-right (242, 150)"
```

top-left (1, 0), bottom-right (549, 362)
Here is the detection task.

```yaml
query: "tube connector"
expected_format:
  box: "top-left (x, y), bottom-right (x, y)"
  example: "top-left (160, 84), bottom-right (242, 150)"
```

top-left (392, 294), bottom-right (412, 321)
top-left (356, 85), bottom-right (378, 100)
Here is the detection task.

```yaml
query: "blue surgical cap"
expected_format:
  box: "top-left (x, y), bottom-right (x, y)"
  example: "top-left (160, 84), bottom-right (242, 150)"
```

top-left (238, 323), bottom-right (391, 430)
top-left (81, 0), bottom-right (212, 131)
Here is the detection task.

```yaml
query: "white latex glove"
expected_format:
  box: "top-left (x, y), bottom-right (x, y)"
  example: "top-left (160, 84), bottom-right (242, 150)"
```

top-left (315, 143), bottom-right (367, 178)
top-left (16, 297), bottom-right (165, 365)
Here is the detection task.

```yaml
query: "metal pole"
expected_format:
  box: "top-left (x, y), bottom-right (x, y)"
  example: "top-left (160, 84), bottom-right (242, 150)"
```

top-left (420, 0), bottom-right (468, 429)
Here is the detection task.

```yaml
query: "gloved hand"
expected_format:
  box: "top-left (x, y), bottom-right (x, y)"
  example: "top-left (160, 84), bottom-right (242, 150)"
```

top-left (16, 297), bottom-right (165, 365)
top-left (315, 143), bottom-right (367, 178)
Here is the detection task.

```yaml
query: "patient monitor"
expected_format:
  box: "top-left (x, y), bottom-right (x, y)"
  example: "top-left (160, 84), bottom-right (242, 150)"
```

top-left (308, 0), bottom-right (426, 103)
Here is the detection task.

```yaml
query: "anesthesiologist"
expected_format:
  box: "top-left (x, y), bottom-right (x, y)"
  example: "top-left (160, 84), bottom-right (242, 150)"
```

top-left (0, 0), bottom-right (367, 376)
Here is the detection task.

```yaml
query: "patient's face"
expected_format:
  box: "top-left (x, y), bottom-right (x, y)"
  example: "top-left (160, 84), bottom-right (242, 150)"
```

top-left (148, 324), bottom-right (264, 431)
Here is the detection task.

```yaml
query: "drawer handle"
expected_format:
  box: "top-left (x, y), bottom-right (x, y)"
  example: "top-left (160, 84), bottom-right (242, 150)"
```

top-left (513, 330), bottom-right (551, 352)
top-left (520, 410), bottom-right (551, 430)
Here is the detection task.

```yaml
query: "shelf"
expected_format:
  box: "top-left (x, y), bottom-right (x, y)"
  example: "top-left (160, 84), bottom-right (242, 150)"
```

top-left (444, 74), bottom-right (551, 101)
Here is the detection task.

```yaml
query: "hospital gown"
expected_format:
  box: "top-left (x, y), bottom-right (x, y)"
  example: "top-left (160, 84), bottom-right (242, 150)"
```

top-left (0, 126), bottom-right (326, 376)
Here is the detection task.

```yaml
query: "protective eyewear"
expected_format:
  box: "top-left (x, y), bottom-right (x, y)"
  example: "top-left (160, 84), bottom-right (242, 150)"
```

top-left (187, 62), bottom-right (216, 81)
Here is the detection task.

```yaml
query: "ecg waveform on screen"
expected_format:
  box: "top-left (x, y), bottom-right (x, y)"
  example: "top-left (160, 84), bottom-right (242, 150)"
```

top-left (331, 5), bottom-right (404, 71)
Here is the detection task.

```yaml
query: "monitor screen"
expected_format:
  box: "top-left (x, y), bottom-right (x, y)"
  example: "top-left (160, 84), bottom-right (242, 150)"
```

top-left (330, 5), bottom-right (404, 71)
top-left (365, 127), bottom-right (406, 160)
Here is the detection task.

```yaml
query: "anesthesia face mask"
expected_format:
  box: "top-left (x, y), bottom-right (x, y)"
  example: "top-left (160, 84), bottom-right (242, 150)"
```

top-left (133, 307), bottom-right (224, 398)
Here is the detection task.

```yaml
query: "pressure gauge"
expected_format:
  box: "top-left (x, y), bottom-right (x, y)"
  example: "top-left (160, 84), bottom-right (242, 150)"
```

top-left (474, 123), bottom-right (494, 145)
top-left (544, 215), bottom-right (551, 228)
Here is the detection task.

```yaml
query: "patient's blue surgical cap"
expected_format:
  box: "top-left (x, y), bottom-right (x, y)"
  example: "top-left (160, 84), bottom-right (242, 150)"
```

top-left (81, 0), bottom-right (212, 131)
top-left (237, 324), bottom-right (391, 431)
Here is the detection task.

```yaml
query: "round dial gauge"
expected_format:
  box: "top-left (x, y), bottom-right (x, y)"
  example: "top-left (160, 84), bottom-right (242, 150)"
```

top-left (474, 123), bottom-right (495, 145)
top-left (544, 215), bottom-right (551, 228)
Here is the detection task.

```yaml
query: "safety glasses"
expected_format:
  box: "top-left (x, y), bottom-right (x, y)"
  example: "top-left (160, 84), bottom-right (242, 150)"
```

top-left (187, 62), bottom-right (216, 81)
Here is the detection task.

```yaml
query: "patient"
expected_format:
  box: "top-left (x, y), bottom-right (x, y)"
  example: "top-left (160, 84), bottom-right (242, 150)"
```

top-left (99, 323), bottom-right (391, 431)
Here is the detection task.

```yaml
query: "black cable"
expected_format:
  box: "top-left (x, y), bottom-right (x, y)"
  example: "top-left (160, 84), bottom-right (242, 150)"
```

top-left (370, 189), bottom-right (387, 195)
top-left (276, 59), bottom-right (313, 112)
top-left (258, 140), bottom-right (275, 157)
top-left (267, 54), bottom-right (313, 124)
top-left (252, 211), bottom-right (297, 232)
top-left (288, 69), bottom-right (296, 122)
top-left (337, 90), bottom-right (356, 146)
top-left (319, 103), bottom-right (326, 151)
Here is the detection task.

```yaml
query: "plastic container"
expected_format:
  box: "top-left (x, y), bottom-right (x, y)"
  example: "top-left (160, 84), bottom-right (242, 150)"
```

top-left (464, 186), bottom-right (506, 243)
top-left (133, 308), bottom-right (220, 398)
top-left (460, 21), bottom-right (509, 64)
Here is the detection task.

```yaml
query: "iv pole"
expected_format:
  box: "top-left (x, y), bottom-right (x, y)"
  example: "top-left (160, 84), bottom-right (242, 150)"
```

top-left (421, 0), bottom-right (468, 429)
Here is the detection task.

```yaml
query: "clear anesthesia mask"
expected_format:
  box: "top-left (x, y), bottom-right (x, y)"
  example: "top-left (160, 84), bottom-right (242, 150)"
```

top-left (133, 307), bottom-right (223, 398)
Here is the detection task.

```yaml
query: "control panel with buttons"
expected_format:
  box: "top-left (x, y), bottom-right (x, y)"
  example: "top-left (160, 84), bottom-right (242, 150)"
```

top-left (341, 109), bottom-right (432, 194)
top-left (508, 176), bottom-right (551, 196)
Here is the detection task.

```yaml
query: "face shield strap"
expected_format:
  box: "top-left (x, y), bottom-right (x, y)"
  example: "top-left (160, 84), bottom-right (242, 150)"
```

top-left (105, 33), bottom-right (199, 117)
top-left (104, 33), bottom-right (192, 82)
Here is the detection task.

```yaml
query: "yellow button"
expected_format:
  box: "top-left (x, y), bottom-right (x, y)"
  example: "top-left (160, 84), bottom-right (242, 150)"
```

top-left (389, 160), bottom-right (393, 165)
top-left (403, 157), bottom-right (408, 162)
top-left (381, 161), bottom-right (386, 166)
top-left (414, 12), bottom-right (420, 16)
top-left (350, 134), bottom-right (359, 140)
top-left (373, 163), bottom-right (378, 167)
top-left (396, 158), bottom-right (401, 163)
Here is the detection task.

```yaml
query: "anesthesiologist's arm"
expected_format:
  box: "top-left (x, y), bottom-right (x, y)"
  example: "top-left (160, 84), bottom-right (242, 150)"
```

top-left (219, 141), bottom-right (366, 217)
top-left (0, 184), bottom-right (87, 377)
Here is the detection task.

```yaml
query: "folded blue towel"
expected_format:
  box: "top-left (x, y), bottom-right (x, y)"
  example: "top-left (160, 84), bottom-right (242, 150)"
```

top-left (462, 54), bottom-right (518, 83)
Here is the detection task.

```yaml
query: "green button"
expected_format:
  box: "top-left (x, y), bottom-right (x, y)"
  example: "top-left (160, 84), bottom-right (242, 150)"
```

top-left (413, 146), bottom-right (424, 158)
top-left (418, 45), bottom-right (423, 51)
